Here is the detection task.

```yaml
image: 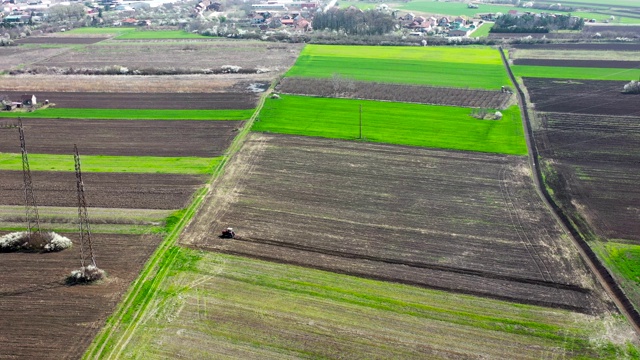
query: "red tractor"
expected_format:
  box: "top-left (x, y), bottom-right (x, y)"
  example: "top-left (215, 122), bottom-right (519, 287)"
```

top-left (220, 227), bottom-right (236, 239)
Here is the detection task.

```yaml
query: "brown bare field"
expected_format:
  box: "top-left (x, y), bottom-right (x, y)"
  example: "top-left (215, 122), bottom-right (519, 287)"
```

top-left (1, 91), bottom-right (257, 109)
top-left (277, 77), bottom-right (513, 109)
top-left (0, 119), bottom-right (242, 157)
top-left (0, 47), bottom-right (70, 72)
top-left (0, 171), bottom-right (205, 209)
top-left (535, 112), bottom-right (640, 243)
top-left (523, 77), bottom-right (640, 116)
top-left (0, 74), bottom-right (272, 93)
top-left (31, 41), bottom-right (303, 72)
top-left (514, 58), bottom-right (640, 68)
top-left (0, 233), bottom-right (162, 360)
top-left (181, 133), bottom-right (613, 313)
top-left (513, 43), bottom-right (640, 51)
top-left (583, 25), bottom-right (640, 34)
top-left (14, 37), bottom-right (109, 44)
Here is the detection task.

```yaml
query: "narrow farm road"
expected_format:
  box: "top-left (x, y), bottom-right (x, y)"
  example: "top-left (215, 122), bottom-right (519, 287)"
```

top-left (499, 47), bottom-right (640, 336)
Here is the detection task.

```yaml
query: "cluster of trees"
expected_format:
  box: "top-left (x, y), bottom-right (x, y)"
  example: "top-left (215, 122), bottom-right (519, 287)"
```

top-left (46, 4), bottom-right (87, 22)
top-left (491, 14), bottom-right (584, 33)
top-left (312, 8), bottom-right (396, 36)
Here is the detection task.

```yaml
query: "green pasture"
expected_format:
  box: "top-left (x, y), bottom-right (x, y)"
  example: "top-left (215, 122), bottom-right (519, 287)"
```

top-left (254, 95), bottom-right (527, 155)
top-left (512, 65), bottom-right (640, 80)
top-left (86, 247), bottom-right (640, 359)
top-left (286, 45), bottom-right (510, 89)
top-left (0, 108), bottom-right (254, 121)
top-left (542, 0), bottom-right (640, 7)
top-left (398, 1), bottom-right (539, 17)
top-left (599, 242), bottom-right (640, 284)
top-left (115, 30), bottom-right (208, 39)
top-left (338, 0), bottom-right (377, 9)
top-left (470, 22), bottom-right (494, 37)
top-left (0, 153), bottom-right (221, 174)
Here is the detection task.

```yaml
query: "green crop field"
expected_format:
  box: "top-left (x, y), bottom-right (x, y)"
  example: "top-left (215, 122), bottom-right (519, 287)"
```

top-left (513, 65), bottom-right (640, 81)
top-left (0, 153), bottom-right (221, 174)
top-left (0, 108), bottom-right (254, 121)
top-left (86, 247), bottom-right (639, 359)
top-left (470, 22), bottom-right (494, 37)
top-left (115, 30), bottom-right (208, 39)
top-left (285, 45), bottom-right (511, 90)
top-left (254, 95), bottom-right (527, 155)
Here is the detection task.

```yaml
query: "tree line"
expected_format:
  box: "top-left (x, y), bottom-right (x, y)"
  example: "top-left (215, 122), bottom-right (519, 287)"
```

top-left (491, 14), bottom-right (584, 33)
top-left (312, 8), bottom-right (396, 36)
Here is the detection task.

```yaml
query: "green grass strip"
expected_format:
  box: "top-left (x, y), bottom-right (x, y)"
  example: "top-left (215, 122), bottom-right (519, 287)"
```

top-left (470, 22), bottom-right (494, 38)
top-left (0, 108), bottom-right (254, 121)
top-left (115, 30), bottom-right (208, 39)
top-left (285, 45), bottom-right (511, 90)
top-left (253, 95), bottom-right (527, 155)
top-left (512, 65), bottom-right (640, 81)
top-left (0, 153), bottom-right (221, 174)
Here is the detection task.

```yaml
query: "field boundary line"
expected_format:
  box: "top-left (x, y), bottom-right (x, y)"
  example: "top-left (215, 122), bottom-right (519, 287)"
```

top-left (82, 86), bottom-right (273, 360)
top-left (500, 46), bottom-right (640, 335)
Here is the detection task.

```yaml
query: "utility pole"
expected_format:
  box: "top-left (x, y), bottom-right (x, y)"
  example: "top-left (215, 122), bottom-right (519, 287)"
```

top-left (18, 119), bottom-right (41, 237)
top-left (74, 144), bottom-right (97, 269)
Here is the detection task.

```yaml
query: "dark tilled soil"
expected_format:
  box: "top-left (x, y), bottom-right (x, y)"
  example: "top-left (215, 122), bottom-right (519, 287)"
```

top-left (512, 43), bottom-right (640, 51)
top-left (0, 171), bottom-right (205, 209)
top-left (514, 58), bottom-right (640, 68)
top-left (583, 25), bottom-right (640, 34)
top-left (14, 37), bottom-right (109, 44)
top-left (523, 77), bottom-right (640, 116)
top-left (0, 233), bottom-right (162, 360)
top-left (182, 133), bottom-right (612, 314)
top-left (277, 78), bottom-right (512, 109)
top-left (0, 118), bottom-right (243, 157)
top-left (535, 112), bottom-right (640, 242)
top-left (0, 91), bottom-right (258, 109)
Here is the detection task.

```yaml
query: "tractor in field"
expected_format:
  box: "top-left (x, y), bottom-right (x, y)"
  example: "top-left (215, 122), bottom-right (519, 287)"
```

top-left (220, 227), bottom-right (236, 239)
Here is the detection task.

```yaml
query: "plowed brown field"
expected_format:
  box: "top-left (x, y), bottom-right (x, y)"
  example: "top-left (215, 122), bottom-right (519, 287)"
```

top-left (523, 78), bottom-right (639, 116)
top-left (34, 41), bottom-right (303, 72)
top-left (277, 78), bottom-right (512, 109)
top-left (535, 112), bottom-right (640, 242)
top-left (0, 233), bottom-right (162, 360)
top-left (14, 37), bottom-right (109, 44)
top-left (0, 119), bottom-right (243, 157)
top-left (514, 59), bottom-right (640, 68)
top-left (181, 133), bottom-right (612, 313)
top-left (0, 91), bottom-right (257, 109)
top-left (0, 171), bottom-right (205, 209)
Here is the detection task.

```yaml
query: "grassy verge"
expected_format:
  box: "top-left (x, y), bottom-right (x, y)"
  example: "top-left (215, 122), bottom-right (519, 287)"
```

top-left (88, 247), bottom-right (640, 359)
top-left (285, 45), bottom-right (510, 89)
top-left (254, 95), bottom-right (527, 155)
top-left (594, 241), bottom-right (640, 314)
top-left (0, 108), bottom-right (254, 121)
top-left (512, 65), bottom-right (640, 81)
top-left (115, 30), bottom-right (208, 39)
top-left (0, 153), bottom-right (222, 174)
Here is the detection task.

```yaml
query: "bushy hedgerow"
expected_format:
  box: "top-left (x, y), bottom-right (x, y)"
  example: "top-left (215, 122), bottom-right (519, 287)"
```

top-left (67, 265), bottom-right (105, 284)
top-left (0, 231), bottom-right (72, 252)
